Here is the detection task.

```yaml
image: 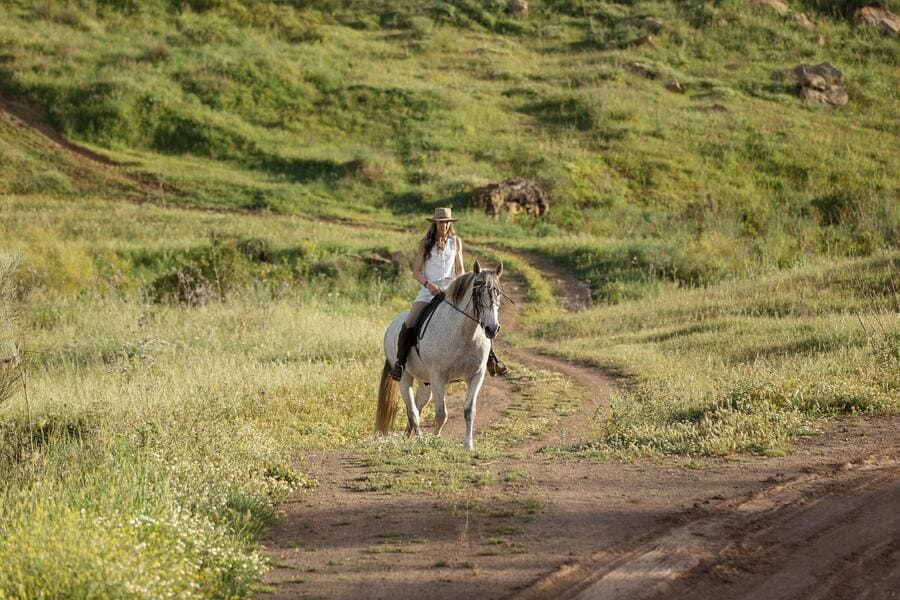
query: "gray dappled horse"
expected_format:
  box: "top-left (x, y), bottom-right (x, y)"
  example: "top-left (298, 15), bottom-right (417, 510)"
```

top-left (375, 262), bottom-right (504, 451)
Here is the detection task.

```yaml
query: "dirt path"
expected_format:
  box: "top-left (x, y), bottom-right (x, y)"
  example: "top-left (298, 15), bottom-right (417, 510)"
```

top-left (6, 102), bottom-right (896, 599)
top-left (260, 253), bottom-right (900, 600)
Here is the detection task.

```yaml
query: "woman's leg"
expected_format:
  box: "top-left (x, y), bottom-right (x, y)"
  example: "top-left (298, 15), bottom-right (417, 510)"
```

top-left (390, 301), bottom-right (431, 380)
top-left (405, 301), bottom-right (430, 328)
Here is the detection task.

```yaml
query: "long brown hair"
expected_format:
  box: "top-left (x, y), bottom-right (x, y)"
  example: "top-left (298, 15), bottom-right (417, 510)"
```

top-left (423, 222), bottom-right (457, 260)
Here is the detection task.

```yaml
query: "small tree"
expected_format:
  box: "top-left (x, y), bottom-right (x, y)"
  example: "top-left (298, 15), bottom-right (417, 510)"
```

top-left (0, 252), bottom-right (22, 406)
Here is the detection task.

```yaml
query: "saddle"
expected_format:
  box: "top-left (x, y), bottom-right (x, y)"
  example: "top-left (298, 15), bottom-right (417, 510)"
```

top-left (411, 292), bottom-right (507, 379)
top-left (412, 292), bottom-right (446, 357)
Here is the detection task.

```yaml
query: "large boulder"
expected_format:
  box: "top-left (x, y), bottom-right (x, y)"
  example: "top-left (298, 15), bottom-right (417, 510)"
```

top-left (856, 6), bottom-right (900, 36)
top-left (507, 0), bottom-right (528, 16)
top-left (472, 178), bottom-right (550, 218)
top-left (752, 0), bottom-right (789, 15)
top-left (792, 62), bottom-right (848, 107)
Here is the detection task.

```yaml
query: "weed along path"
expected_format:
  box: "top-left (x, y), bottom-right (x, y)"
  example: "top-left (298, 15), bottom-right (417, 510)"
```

top-left (259, 251), bottom-right (900, 600)
top-left (7, 96), bottom-right (893, 596)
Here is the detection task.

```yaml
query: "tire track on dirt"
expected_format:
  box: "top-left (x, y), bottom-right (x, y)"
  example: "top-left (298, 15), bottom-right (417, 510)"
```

top-left (516, 446), bottom-right (900, 600)
top-left (11, 102), bottom-right (898, 600)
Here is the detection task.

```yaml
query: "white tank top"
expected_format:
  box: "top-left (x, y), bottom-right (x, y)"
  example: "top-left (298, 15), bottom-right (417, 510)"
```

top-left (415, 236), bottom-right (459, 303)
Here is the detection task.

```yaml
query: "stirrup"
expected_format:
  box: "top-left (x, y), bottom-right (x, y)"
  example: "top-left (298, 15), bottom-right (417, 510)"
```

top-left (487, 352), bottom-right (509, 377)
top-left (388, 361), bottom-right (404, 381)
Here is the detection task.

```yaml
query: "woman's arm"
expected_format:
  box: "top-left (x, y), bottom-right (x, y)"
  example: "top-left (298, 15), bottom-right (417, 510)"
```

top-left (454, 236), bottom-right (465, 276)
top-left (412, 239), bottom-right (427, 285)
top-left (413, 239), bottom-right (441, 294)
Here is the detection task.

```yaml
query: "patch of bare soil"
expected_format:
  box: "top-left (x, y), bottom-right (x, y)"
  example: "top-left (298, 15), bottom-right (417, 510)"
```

top-left (0, 93), bottom-right (178, 196)
top-left (517, 419), bottom-right (900, 600)
top-left (259, 252), bottom-right (900, 600)
top-left (10, 93), bottom-right (893, 600)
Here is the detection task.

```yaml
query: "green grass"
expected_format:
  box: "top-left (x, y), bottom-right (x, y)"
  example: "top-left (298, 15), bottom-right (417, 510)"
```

top-left (0, 199), bottom-right (415, 597)
top-left (1, 0), bottom-right (899, 596)
top-left (519, 252), bottom-right (899, 458)
top-left (1, 0), bottom-right (897, 293)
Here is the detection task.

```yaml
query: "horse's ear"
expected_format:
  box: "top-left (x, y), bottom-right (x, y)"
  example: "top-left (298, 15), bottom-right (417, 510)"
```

top-left (473, 261), bottom-right (481, 274)
top-left (496, 261), bottom-right (503, 277)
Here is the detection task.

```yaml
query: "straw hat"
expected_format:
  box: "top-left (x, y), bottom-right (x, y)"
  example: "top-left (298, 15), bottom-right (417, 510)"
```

top-left (428, 207), bottom-right (457, 222)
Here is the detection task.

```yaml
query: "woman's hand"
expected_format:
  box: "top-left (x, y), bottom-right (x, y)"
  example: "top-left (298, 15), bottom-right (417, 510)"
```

top-left (425, 281), bottom-right (441, 295)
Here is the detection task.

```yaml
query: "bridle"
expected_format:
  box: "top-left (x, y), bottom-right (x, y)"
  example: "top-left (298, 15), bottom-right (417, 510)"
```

top-left (418, 274), bottom-right (512, 340)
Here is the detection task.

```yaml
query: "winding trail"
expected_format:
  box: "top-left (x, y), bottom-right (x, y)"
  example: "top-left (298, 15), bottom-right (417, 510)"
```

top-left (4, 99), bottom-right (896, 599)
top-left (259, 249), bottom-right (900, 600)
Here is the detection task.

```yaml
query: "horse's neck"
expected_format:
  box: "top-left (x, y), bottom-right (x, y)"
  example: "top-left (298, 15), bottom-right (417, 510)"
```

top-left (440, 287), bottom-right (480, 335)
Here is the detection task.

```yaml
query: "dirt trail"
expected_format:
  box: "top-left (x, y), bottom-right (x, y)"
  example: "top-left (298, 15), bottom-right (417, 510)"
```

top-left (261, 252), bottom-right (900, 600)
top-left (0, 93), bottom-right (179, 196)
top-left (6, 101), bottom-right (896, 599)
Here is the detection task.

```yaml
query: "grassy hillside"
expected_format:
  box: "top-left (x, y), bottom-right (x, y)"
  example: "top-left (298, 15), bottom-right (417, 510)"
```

top-left (0, 0), bottom-right (898, 597)
top-left (2, 0), bottom-right (898, 293)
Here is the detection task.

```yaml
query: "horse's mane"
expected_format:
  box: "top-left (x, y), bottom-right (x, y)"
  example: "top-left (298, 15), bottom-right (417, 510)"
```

top-left (446, 272), bottom-right (475, 305)
top-left (446, 270), bottom-right (501, 305)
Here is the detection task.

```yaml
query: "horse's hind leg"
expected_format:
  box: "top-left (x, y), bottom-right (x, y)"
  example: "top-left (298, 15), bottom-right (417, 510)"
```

top-left (405, 382), bottom-right (431, 436)
top-left (400, 372), bottom-right (420, 436)
top-left (463, 369), bottom-right (487, 451)
top-left (430, 379), bottom-right (448, 437)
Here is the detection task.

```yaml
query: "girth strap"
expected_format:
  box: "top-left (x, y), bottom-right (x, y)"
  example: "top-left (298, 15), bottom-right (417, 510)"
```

top-left (413, 293), bottom-right (479, 358)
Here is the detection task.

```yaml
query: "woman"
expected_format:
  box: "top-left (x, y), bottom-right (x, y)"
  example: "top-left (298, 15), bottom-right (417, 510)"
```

top-left (389, 207), bottom-right (507, 381)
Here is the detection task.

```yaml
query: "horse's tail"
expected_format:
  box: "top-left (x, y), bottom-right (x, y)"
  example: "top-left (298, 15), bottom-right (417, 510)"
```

top-left (375, 360), bottom-right (399, 436)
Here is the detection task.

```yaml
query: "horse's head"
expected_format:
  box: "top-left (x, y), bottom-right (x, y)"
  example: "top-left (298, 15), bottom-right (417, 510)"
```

top-left (471, 260), bottom-right (504, 339)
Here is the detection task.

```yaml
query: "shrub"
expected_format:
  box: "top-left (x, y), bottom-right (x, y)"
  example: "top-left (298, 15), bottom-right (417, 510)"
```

top-left (149, 238), bottom-right (250, 305)
top-left (12, 228), bottom-right (97, 298)
top-left (0, 252), bottom-right (21, 406)
top-left (236, 237), bottom-right (274, 263)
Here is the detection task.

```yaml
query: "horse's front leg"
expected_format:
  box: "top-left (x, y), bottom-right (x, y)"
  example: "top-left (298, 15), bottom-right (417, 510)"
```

top-left (429, 378), bottom-right (448, 436)
top-left (400, 371), bottom-right (420, 436)
top-left (405, 381), bottom-right (431, 436)
top-left (463, 368), bottom-right (487, 451)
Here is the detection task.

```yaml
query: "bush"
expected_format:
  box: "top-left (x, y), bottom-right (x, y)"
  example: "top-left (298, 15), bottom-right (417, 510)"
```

top-left (236, 237), bottom-right (274, 263)
top-left (0, 252), bottom-right (22, 406)
top-left (12, 228), bottom-right (97, 298)
top-left (149, 238), bottom-right (250, 305)
top-left (543, 237), bottom-right (736, 303)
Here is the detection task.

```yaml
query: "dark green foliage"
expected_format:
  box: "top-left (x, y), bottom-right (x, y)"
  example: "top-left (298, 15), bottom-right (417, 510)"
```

top-left (138, 234), bottom-right (406, 305)
top-left (798, 0), bottom-right (900, 17)
top-left (149, 238), bottom-right (251, 305)
top-left (541, 239), bottom-right (717, 303)
top-left (525, 95), bottom-right (597, 131)
top-left (236, 237), bottom-right (274, 263)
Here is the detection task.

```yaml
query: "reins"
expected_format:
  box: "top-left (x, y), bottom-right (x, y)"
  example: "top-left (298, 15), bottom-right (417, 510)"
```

top-left (415, 276), bottom-right (511, 347)
top-left (416, 294), bottom-right (477, 348)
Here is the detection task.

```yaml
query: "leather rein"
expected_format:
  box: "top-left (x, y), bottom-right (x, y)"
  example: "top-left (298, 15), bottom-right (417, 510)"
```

top-left (416, 279), bottom-right (512, 344)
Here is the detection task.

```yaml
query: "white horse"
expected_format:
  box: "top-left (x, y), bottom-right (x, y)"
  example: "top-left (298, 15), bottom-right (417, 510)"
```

top-left (375, 261), bottom-right (504, 450)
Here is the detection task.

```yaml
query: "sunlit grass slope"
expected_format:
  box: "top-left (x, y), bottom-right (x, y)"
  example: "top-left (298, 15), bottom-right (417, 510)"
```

top-left (0, 198), bottom-right (418, 597)
top-left (1, 0), bottom-right (897, 296)
top-left (516, 251), bottom-right (899, 457)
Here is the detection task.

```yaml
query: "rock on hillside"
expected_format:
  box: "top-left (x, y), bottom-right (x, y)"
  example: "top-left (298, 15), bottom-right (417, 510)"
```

top-left (753, 0), bottom-right (789, 15)
top-left (472, 178), bottom-right (549, 218)
top-left (856, 6), bottom-right (900, 36)
top-left (793, 63), bottom-right (848, 107)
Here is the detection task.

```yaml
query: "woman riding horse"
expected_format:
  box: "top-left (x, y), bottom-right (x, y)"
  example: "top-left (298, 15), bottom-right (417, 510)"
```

top-left (388, 207), bottom-right (507, 381)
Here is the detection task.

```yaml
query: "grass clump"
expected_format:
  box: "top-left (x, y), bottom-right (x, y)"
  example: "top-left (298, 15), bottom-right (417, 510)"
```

top-left (0, 200), bottom-right (410, 598)
top-left (347, 435), bottom-right (500, 494)
top-left (0, 251), bottom-right (22, 405)
top-left (526, 252), bottom-right (899, 458)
